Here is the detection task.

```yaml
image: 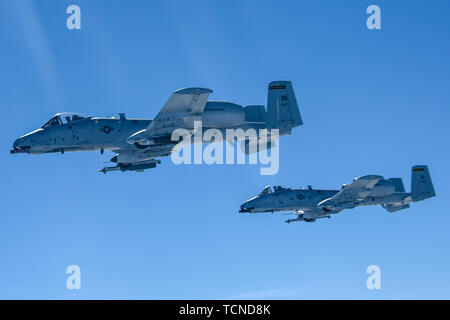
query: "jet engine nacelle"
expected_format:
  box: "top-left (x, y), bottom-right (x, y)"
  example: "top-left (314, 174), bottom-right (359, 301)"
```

top-left (111, 153), bottom-right (157, 164)
top-left (368, 179), bottom-right (396, 197)
top-left (202, 101), bottom-right (245, 128)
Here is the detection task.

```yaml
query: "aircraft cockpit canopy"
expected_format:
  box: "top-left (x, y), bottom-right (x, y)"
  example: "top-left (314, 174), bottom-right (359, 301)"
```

top-left (42, 113), bottom-right (92, 128)
top-left (258, 185), bottom-right (289, 196)
top-left (258, 186), bottom-right (273, 196)
top-left (273, 185), bottom-right (290, 192)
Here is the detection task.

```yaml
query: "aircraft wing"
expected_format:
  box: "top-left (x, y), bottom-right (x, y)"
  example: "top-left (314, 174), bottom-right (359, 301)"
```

top-left (145, 87), bottom-right (213, 138)
top-left (329, 175), bottom-right (384, 204)
top-left (239, 137), bottom-right (276, 155)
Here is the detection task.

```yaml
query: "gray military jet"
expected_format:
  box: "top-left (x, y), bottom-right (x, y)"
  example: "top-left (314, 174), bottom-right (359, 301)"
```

top-left (240, 166), bottom-right (436, 223)
top-left (11, 81), bottom-right (302, 173)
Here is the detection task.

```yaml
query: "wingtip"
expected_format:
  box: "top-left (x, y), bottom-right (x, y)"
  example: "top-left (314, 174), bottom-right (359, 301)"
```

top-left (269, 80), bottom-right (291, 85)
top-left (357, 174), bottom-right (384, 180)
top-left (174, 87), bottom-right (213, 95)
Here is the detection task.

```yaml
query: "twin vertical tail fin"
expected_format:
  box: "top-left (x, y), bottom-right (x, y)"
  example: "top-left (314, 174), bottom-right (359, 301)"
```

top-left (266, 81), bottom-right (303, 134)
top-left (382, 166), bottom-right (435, 213)
top-left (411, 165), bottom-right (436, 201)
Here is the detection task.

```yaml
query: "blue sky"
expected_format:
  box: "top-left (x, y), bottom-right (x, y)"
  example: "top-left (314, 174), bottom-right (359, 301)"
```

top-left (0, 0), bottom-right (449, 299)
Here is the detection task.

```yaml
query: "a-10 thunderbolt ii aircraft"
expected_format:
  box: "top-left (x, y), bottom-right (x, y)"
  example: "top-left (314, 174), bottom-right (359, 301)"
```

top-left (239, 166), bottom-right (436, 223)
top-left (11, 81), bottom-right (302, 173)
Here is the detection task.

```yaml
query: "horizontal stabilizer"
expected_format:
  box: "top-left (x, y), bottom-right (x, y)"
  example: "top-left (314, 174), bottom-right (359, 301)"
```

top-left (239, 137), bottom-right (275, 154)
top-left (383, 203), bottom-right (410, 213)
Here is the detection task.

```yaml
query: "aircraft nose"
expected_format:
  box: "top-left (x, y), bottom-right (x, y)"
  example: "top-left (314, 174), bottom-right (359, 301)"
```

top-left (239, 199), bottom-right (255, 213)
top-left (11, 136), bottom-right (31, 154)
